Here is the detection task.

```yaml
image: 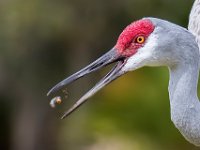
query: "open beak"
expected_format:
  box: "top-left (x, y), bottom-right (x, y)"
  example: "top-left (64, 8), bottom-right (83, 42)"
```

top-left (47, 47), bottom-right (127, 119)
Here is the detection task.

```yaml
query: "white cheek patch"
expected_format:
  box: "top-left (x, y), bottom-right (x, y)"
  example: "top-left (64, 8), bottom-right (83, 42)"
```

top-left (122, 33), bottom-right (158, 72)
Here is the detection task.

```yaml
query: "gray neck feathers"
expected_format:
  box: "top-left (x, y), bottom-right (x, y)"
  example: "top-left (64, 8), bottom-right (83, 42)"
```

top-left (168, 61), bottom-right (200, 146)
top-left (189, 0), bottom-right (200, 48)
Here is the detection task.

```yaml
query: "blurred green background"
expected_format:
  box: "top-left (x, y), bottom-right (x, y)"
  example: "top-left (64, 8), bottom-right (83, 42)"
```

top-left (0, 0), bottom-right (199, 150)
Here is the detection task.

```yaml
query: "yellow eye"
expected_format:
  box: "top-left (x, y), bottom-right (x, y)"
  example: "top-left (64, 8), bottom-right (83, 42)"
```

top-left (136, 36), bottom-right (145, 44)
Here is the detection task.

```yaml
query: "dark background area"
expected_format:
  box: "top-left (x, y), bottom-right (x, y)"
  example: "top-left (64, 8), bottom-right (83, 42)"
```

top-left (0, 0), bottom-right (199, 150)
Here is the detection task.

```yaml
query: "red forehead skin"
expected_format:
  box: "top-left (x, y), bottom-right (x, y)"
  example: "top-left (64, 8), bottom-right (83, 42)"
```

top-left (115, 19), bottom-right (155, 57)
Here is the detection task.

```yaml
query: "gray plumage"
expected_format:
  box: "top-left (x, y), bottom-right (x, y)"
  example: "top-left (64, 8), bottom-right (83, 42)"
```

top-left (142, 18), bottom-right (200, 146)
top-left (47, 0), bottom-right (200, 147)
top-left (189, 0), bottom-right (200, 47)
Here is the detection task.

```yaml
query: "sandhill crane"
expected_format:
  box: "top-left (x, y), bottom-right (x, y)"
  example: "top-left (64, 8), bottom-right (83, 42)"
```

top-left (47, 0), bottom-right (200, 146)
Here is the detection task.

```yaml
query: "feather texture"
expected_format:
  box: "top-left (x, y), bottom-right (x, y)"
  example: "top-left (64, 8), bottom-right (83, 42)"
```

top-left (189, 0), bottom-right (200, 48)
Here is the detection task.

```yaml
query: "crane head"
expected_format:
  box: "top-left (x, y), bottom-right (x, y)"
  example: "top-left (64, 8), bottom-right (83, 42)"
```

top-left (47, 17), bottom-right (198, 119)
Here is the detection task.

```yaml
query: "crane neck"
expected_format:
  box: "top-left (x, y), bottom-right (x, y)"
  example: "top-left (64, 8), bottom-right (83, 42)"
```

top-left (168, 62), bottom-right (199, 107)
top-left (168, 60), bottom-right (200, 146)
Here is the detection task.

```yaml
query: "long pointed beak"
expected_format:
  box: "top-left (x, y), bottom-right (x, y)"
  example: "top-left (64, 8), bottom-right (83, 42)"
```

top-left (47, 47), bottom-right (127, 119)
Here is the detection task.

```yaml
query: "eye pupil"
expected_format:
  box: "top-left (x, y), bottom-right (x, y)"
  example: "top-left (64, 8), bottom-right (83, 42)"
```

top-left (136, 36), bottom-right (145, 44)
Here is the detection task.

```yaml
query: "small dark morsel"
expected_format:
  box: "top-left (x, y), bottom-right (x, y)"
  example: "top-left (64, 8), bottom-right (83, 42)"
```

top-left (50, 96), bottom-right (62, 108)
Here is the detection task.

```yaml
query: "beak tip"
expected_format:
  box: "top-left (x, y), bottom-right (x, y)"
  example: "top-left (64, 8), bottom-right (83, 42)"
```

top-left (47, 85), bottom-right (58, 97)
top-left (60, 116), bottom-right (65, 119)
top-left (47, 81), bottom-right (67, 97)
top-left (47, 90), bottom-right (52, 97)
